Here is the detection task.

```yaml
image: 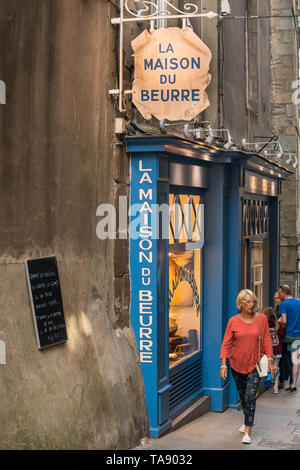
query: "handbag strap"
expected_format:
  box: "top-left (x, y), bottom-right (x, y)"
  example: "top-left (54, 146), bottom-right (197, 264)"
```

top-left (257, 313), bottom-right (262, 367)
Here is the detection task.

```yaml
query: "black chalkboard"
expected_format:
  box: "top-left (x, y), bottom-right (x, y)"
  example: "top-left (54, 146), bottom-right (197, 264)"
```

top-left (25, 256), bottom-right (68, 349)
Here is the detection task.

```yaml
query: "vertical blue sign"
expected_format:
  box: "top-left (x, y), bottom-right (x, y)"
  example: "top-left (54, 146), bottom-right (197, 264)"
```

top-left (130, 154), bottom-right (160, 434)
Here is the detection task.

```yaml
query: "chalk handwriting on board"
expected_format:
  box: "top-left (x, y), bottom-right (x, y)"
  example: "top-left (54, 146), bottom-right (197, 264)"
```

top-left (25, 257), bottom-right (68, 349)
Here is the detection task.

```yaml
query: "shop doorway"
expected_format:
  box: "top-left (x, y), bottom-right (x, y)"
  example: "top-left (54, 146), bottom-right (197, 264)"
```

top-left (243, 198), bottom-right (271, 310)
top-left (168, 192), bottom-right (203, 418)
top-left (244, 239), bottom-right (270, 310)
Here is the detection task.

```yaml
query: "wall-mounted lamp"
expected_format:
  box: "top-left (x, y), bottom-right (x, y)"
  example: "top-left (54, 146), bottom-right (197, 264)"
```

top-left (213, 129), bottom-right (233, 150)
top-left (285, 153), bottom-right (299, 168)
top-left (185, 122), bottom-right (215, 144)
top-left (263, 144), bottom-right (284, 161)
top-left (220, 0), bottom-right (231, 17)
top-left (293, 155), bottom-right (299, 168)
top-left (204, 125), bottom-right (214, 145)
top-left (183, 123), bottom-right (192, 138)
top-left (275, 144), bottom-right (284, 159)
top-left (160, 119), bottom-right (198, 135)
top-left (242, 139), bottom-right (279, 153)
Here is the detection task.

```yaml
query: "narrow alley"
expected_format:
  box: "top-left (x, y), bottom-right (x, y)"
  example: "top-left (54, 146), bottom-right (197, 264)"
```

top-left (135, 379), bottom-right (300, 451)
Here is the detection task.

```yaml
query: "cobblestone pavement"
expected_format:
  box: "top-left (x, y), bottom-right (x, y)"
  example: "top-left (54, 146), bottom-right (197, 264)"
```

top-left (135, 378), bottom-right (300, 450)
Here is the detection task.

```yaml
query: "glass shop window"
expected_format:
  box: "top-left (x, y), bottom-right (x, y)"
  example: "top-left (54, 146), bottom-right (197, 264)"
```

top-left (250, 240), bottom-right (263, 311)
top-left (168, 194), bottom-right (202, 369)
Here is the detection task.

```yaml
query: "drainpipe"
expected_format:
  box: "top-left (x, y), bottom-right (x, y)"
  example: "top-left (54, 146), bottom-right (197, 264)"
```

top-left (297, 244), bottom-right (300, 298)
top-left (156, 0), bottom-right (166, 29)
top-left (245, 9), bottom-right (250, 142)
top-left (297, 162), bottom-right (300, 297)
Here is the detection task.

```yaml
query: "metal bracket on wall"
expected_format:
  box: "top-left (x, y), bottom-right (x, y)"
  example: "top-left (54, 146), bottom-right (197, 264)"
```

top-left (109, 0), bottom-right (220, 113)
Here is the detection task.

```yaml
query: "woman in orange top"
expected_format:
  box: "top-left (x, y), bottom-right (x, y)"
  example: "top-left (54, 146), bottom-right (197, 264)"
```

top-left (220, 289), bottom-right (276, 444)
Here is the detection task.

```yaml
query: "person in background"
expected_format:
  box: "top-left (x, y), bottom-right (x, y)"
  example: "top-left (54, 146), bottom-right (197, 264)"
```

top-left (220, 289), bottom-right (275, 445)
top-left (278, 285), bottom-right (300, 393)
top-left (274, 291), bottom-right (281, 317)
top-left (263, 307), bottom-right (285, 393)
top-left (275, 291), bottom-right (291, 390)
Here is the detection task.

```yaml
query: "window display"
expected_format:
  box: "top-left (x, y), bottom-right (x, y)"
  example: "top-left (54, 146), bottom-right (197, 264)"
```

top-left (168, 194), bottom-right (202, 368)
top-left (250, 240), bottom-right (263, 311)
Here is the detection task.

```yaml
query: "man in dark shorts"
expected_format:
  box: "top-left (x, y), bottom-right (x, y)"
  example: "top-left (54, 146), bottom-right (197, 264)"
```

top-left (278, 285), bottom-right (300, 393)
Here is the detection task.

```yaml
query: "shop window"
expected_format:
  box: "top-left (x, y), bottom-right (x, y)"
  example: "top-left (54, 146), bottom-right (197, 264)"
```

top-left (250, 240), bottom-right (263, 311)
top-left (244, 197), bottom-right (271, 310)
top-left (244, 237), bottom-right (270, 311)
top-left (253, 263), bottom-right (263, 311)
top-left (243, 199), bottom-right (271, 237)
top-left (168, 194), bottom-right (202, 369)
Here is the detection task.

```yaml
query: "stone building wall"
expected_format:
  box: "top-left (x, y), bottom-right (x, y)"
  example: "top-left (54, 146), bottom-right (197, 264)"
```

top-left (269, 0), bottom-right (300, 295)
top-left (0, 0), bottom-right (148, 449)
top-left (221, 0), bottom-right (273, 147)
top-left (0, 0), bottom-right (298, 450)
top-left (221, 0), bottom-right (299, 296)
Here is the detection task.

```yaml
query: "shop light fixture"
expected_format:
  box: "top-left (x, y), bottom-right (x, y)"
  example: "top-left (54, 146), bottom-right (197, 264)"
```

top-left (285, 153), bottom-right (299, 168)
top-left (263, 144), bottom-right (284, 161)
top-left (223, 140), bottom-right (233, 150)
top-left (220, 0), bottom-right (231, 17)
top-left (276, 145), bottom-right (284, 159)
top-left (211, 129), bottom-right (233, 149)
top-left (183, 123), bottom-right (193, 138)
top-left (293, 155), bottom-right (299, 168)
top-left (183, 122), bottom-right (214, 143)
top-left (160, 119), bottom-right (197, 134)
top-left (183, 123), bottom-right (234, 150)
top-left (242, 139), bottom-right (278, 152)
top-left (242, 137), bottom-right (288, 163)
top-left (204, 126), bottom-right (214, 145)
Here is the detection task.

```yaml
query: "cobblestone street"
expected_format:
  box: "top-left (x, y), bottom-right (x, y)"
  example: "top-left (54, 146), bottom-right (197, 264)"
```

top-left (135, 379), bottom-right (300, 450)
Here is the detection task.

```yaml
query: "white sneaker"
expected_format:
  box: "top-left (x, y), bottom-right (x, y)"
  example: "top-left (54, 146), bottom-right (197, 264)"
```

top-left (242, 432), bottom-right (252, 444)
top-left (239, 424), bottom-right (246, 433)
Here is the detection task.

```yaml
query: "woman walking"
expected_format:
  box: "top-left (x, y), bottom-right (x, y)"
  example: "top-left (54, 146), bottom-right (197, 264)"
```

top-left (220, 289), bottom-right (276, 444)
top-left (263, 307), bottom-right (285, 393)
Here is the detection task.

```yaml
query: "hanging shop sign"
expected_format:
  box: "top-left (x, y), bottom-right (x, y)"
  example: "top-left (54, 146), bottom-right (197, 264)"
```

top-left (131, 27), bottom-right (212, 121)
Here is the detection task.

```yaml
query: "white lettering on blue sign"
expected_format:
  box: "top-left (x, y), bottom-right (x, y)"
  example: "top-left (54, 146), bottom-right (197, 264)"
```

top-left (138, 160), bottom-right (154, 363)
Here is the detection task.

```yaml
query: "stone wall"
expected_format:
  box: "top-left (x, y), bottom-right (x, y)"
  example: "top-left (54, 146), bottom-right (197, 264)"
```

top-left (221, 0), bottom-right (299, 296)
top-left (270, 0), bottom-right (300, 294)
top-left (0, 0), bottom-right (148, 449)
top-left (222, 0), bottom-right (273, 146)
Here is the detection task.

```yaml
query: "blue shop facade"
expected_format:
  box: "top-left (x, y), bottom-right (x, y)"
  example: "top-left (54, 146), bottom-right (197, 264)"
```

top-left (127, 135), bottom-right (292, 437)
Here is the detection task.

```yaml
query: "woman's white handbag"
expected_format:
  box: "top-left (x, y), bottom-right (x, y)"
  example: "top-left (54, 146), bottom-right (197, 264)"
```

top-left (256, 314), bottom-right (269, 378)
top-left (256, 354), bottom-right (269, 378)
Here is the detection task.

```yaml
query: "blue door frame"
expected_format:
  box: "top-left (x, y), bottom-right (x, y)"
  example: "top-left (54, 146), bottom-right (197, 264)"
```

top-left (167, 187), bottom-right (204, 421)
top-left (127, 136), bottom-right (282, 437)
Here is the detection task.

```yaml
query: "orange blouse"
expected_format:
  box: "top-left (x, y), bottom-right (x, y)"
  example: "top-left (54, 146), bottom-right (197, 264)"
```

top-left (220, 313), bottom-right (274, 374)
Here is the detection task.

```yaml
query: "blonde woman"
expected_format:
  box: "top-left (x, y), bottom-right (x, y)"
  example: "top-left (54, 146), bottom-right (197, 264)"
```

top-left (220, 289), bottom-right (275, 444)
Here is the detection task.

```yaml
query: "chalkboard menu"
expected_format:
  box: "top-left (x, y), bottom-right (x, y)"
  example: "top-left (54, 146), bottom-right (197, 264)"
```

top-left (25, 257), bottom-right (68, 349)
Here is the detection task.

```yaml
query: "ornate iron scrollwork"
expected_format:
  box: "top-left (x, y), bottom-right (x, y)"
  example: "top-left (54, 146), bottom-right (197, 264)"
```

top-left (125, 0), bottom-right (199, 18)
